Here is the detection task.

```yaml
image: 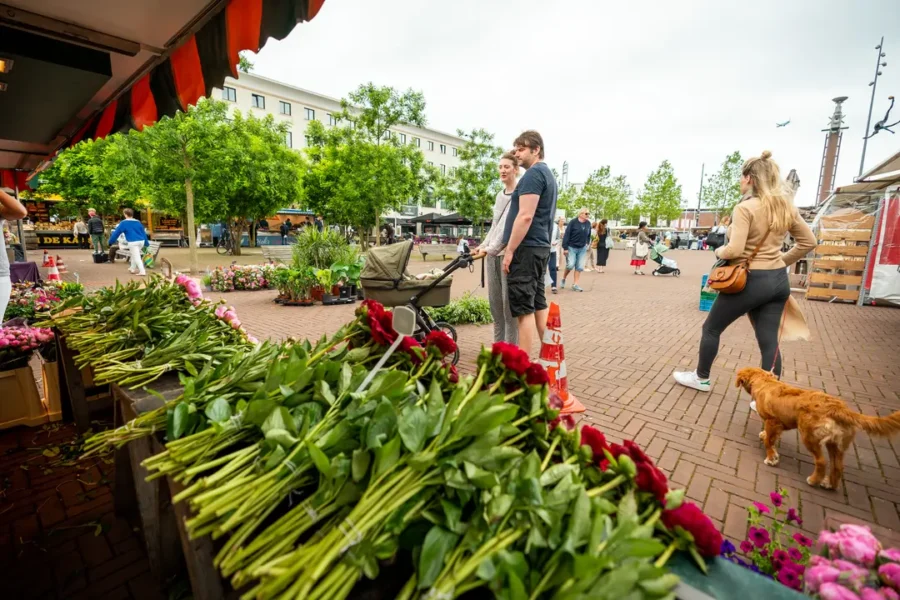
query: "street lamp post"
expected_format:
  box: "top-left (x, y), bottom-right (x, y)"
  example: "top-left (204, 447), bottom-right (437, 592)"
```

top-left (860, 37), bottom-right (887, 177)
top-left (695, 163), bottom-right (705, 228)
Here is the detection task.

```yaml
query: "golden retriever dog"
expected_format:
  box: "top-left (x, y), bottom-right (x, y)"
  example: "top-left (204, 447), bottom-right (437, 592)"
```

top-left (735, 367), bottom-right (900, 490)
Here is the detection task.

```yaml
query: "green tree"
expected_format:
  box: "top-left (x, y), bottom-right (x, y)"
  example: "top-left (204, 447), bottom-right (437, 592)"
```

top-left (35, 137), bottom-right (135, 218)
top-left (637, 160), bottom-right (684, 227)
top-left (238, 52), bottom-right (254, 73)
top-left (703, 151), bottom-right (743, 221)
top-left (302, 83), bottom-right (429, 246)
top-left (578, 167), bottom-right (632, 222)
top-left (556, 183), bottom-right (578, 219)
top-left (435, 128), bottom-right (501, 236)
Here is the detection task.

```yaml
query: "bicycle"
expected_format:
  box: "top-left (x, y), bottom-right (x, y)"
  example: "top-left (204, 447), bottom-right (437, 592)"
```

top-left (216, 231), bottom-right (235, 256)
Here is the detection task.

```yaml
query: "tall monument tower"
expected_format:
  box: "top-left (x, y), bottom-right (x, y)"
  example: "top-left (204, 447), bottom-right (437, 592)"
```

top-left (816, 97), bottom-right (849, 205)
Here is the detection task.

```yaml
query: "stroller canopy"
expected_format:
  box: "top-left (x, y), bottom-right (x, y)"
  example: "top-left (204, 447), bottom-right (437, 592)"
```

top-left (360, 240), bottom-right (414, 283)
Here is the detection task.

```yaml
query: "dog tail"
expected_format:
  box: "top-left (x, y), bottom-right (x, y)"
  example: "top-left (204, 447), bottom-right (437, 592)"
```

top-left (840, 408), bottom-right (900, 437)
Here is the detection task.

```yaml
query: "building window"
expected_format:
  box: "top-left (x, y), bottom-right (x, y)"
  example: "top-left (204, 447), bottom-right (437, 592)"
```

top-left (413, 137), bottom-right (421, 147)
top-left (450, 167), bottom-right (456, 175)
top-left (428, 161), bottom-right (434, 166)
top-left (328, 113), bottom-right (338, 126)
top-left (251, 94), bottom-right (265, 109)
top-left (279, 101), bottom-right (291, 115)
top-left (440, 144), bottom-right (447, 154)
top-left (440, 164), bottom-right (446, 175)
top-left (452, 147), bottom-right (458, 157)
top-left (222, 87), bottom-right (237, 102)
top-left (427, 141), bottom-right (434, 151)
top-left (284, 131), bottom-right (293, 148)
top-left (383, 130), bottom-right (392, 141)
top-left (399, 133), bottom-right (407, 144)
top-left (305, 107), bottom-right (315, 120)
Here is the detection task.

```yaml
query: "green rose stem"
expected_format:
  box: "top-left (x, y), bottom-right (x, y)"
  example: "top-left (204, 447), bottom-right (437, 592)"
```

top-left (586, 474), bottom-right (627, 498)
top-left (655, 540), bottom-right (678, 568)
top-left (428, 528), bottom-right (524, 598)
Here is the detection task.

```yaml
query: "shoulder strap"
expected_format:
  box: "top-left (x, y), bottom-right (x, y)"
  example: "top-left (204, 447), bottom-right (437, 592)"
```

top-left (746, 226), bottom-right (772, 263)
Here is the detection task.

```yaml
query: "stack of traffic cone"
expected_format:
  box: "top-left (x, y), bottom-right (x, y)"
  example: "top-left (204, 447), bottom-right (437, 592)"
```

top-left (537, 302), bottom-right (585, 415)
top-left (46, 256), bottom-right (61, 282)
top-left (41, 250), bottom-right (50, 267)
top-left (55, 255), bottom-right (67, 273)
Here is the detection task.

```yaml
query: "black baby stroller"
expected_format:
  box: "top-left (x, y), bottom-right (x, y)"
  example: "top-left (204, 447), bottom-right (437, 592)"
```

top-left (360, 240), bottom-right (474, 365)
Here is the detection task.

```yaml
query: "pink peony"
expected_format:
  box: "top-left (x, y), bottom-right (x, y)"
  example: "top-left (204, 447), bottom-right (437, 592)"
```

top-left (840, 534), bottom-right (880, 567)
top-left (819, 583), bottom-right (862, 600)
top-left (881, 549), bottom-right (900, 564)
top-left (230, 319), bottom-right (242, 330)
top-left (880, 563), bottom-right (900, 590)
top-left (860, 590), bottom-right (883, 600)
top-left (806, 564), bottom-right (842, 593)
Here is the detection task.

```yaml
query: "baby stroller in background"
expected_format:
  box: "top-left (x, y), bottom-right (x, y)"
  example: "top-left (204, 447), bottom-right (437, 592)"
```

top-left (650, 240), bottom-right (680, 277)
top-left (360, 240), bottom-right (474, 365)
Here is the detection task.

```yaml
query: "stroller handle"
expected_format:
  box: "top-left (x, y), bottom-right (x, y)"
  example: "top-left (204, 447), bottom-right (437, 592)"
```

top-left (408, 249), bottom-right (473, 307)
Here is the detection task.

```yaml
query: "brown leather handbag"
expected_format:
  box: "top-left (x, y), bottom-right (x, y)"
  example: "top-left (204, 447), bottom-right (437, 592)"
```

top-left (707, 230), bottom-right (770, 294)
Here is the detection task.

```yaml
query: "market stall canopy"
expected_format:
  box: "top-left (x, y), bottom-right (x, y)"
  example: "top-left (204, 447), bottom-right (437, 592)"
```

top-left (409, 212), bottom-right (443, 224)
top-left (433, 212), bottom-right (472, 225)
top-left (0, 0), bottom-right (326, 185)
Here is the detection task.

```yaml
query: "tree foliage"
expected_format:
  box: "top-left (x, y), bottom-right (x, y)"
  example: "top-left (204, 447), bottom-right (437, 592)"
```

top-left (703, 151), bottom-right (743, 220)
top-left (435, 128), bottom-right (501, 236)
top-left (637, 160), bottom-right (684, 226)
top-left (556, 183), bottom-right (578, 219)
top-left (578, 166), bottom-right (632, 222)
top-left (302, 83), bottom-right (430, 246)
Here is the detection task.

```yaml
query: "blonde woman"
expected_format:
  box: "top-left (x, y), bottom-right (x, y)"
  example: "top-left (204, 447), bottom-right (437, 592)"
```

top-left (472, 151), bottom-right (519, 344)
top-left (1, 188), bottom-right (28, 320)
top-left (674, 151), bottom-right (816, 392)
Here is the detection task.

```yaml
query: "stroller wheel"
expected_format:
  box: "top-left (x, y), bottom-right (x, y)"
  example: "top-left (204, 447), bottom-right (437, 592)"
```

top-left (674, 269), bottom-right (681, 277)
top-left (652, 270), bottom-right (659, 276)
top-left (434, 321), bottom-right (457, 342)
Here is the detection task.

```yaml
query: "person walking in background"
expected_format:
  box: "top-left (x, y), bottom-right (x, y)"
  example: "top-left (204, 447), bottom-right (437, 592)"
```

top-left (561, 208), bottom-right (592, 291)
top-left (673, 151), bottom-right (816, 393)
top-left (595, 219), bottom-right (610, 273)
top-left (548, 216), bottom-right (562, 293)
top-left (706, 215), bottom-right (730, 250)
top-left (108, 208), bottom-right (149, 276)
top-left (280, 219), bottom-right (291, 244)
top-left (1, 188), bottom-right (28, 320)
top-left (502, 130), bottom-right (557, 356)
top-left (87, 208), bottom-right (106, 253)
top-left (73, 217), bottom-right (90, 249)
top-left (472, 151), bottom-right (519, 343)
top-left (586, 222), bottom-right (597, 271)
top-left (631, 221), bottom-right (651, 275)
top-left (315, 215), bottom-right (324, 232)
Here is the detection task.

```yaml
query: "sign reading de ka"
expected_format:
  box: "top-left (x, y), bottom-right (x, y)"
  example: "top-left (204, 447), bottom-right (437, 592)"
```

top-left (36, 232), bottom-right (81, 248)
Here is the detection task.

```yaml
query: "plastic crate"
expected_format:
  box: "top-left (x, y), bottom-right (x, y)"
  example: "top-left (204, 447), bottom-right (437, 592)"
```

top-left (701, 274), bottom-right (709, 288)
top-left (700, 291), bottom-right (718, 301)
top-left (699, 296), bottom-right (716, 312)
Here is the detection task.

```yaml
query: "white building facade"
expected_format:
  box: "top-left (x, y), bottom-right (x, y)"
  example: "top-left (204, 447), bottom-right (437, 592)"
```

top-left (212, 73), bottom-right (466, 233)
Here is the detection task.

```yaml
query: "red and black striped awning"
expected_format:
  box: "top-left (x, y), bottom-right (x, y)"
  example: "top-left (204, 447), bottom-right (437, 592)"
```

top-left (63, 0), bottom-right (324, 150)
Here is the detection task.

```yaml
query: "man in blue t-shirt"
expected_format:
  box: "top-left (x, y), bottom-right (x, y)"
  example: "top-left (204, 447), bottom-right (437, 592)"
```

top-left (501, 130), bottom-right (558, 355)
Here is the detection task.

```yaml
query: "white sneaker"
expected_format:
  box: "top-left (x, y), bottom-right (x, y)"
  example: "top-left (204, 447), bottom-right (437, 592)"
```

top-left (673, 370), bottom-right (711, 393)
top-left (750, 401), bottom-right (758, 413)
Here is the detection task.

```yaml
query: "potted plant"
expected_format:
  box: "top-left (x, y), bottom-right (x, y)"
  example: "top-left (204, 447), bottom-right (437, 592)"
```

top-left (347, 257), bottom-right (364, 300)
top-left (330, 262), bottom-right (351, 300)
top-left (316, 269), bottom-right (337, 305)
top-left (269, 267), bottom-right (291, 303)
top-left (201, 274), bottom-right (212, 292)
top-left (289, 267), bottom-right (316, 306)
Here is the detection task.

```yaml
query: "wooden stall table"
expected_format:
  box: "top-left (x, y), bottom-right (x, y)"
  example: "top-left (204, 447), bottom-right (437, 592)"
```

top-left (56, 333), bottom-right (111, 433)
top-left (112, 376), bottom-right (234, 599)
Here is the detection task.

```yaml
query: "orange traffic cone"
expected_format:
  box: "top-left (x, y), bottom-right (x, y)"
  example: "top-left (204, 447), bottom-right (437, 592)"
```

top-left (46, 255), bottom-right (61, 282)
top-left (41, 250), bottom-right (50, 267)
top-left (55, 255), bottom-right (67, 273)
top-left (537, 302), bottom-right (584, 415)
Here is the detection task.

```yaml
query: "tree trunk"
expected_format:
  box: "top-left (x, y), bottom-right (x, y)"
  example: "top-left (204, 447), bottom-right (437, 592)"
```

top-left (183, 154), bottom-right (199, 274)
top-left (374, 211), bottom-right (381, 247)
top-left (230, 220), bottom-right (244, 256)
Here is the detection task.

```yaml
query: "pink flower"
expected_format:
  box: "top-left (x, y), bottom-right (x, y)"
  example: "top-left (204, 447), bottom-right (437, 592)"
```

top-left (223, 309), bottom-right (238, 323)
top-left (840, 534), bottom-right (880, 567)
top-left (819, 531), bottom-right (842, 555)
top-left (773, 548), bottom-right (789, 570)
top-left (860, 589), bottom-right (883, 600)
top-left (229, 319), bottom-right (242, 330)
top-left (882, 549), bottom-right (900, 564)
top-left (788, 546), bottom-right (804, 562)
top-left (806, 564), bottom-right (842, 593)
top-left (753, 502), bottom-right (770, 514)
top-left (787, 507), bottom-right (803, 525)
top-left (246, 334), bottom-right (259, 344)
top-left (883, 588), bottom-right (900, 600)
top-left (777, 566), bottom-right (803, 591)
top-left (819, 583), bottom-right (862, 600)
top-left (794, 532), bottom-right (814, 548)
top-left (740, 540), bottom-right (754, 554)
top-left (770, 491), bottom-right (784, 507)
top-left (215, 305), bottom-right (228, 319)
top-left (880, 563), bottom-right (900, 590)
top-left (749, 526), bottom-right (770, 548)
top-left (810, 555), bottom-right (832, 567)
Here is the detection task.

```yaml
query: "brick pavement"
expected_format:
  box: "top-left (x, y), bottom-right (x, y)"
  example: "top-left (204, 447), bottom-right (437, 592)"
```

top-left (3, 247), bottom-right (900, 597)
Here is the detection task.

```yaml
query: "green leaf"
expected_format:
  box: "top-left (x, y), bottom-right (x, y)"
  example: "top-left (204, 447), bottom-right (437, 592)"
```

top-left (563, 490), bottom-right (592, 553)
top-left (315, 380), bottom-right (336, 406)
top-left (246, 399), bottom-right (277, 427)
top-left (351, 449), bottom-right (370, 482)
top-left (338, 362), bottom-right (353, 395)
top-left (368, 370), bottom-right (408, 400)
top-left (262, 406), bottom-right (297, 436)
top-left (617, 539), bottom-right (666, 559)
top-left (265, 428), bottom-right (298, 449)
top-left (476, 557), bottom-right (496, 581)
top-left (464, 462), bottom-right (499, 489)
top-left (425, 379), bottom-right (445, 436)
top-left (398, 405), bottom-right (427, 453)
top-left (540, 463), bottom-right (576, 487)
top-left (464, 404), bottom-right (519, 437)
top-left (365, 399), bottom-right (397, 450)
top-left (488, 494), bottom-right (513, 524)
top-left (204, 397), bottom-right (232, 423)
top-left (518, 477), bottom-right (543, 506)
top-left (639, 574), bottom-right (680, 596)
top-left (618, 489), bottom-right (638, 525)
top-left (279, 384), bottom-right (295, 398)
top-left (440, 498), bottom-right (463, 533)
top-left (373, 435), bottom-right (401, 479)
top-left (417, 526), bottom-right (459, 589)
top-left (306, 440), bottom-right (332, 478)
top-left (183, 361), bottom-right (198, 377)
top-left (170, 402), bottom-right (189, 440)
top-left (346, 346), bottom-right (372, 363)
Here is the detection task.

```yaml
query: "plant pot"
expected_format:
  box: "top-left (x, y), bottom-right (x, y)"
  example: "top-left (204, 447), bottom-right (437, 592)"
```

top-left (349, 284), bottom-right (358, 296)
top-left (311, 285), bottom-right (324, 302)
top-left (331, 285), bottom-right (342, 296)
top-left (339, 286), bottom-right (351, 300)
top-left (322, 293), bottom-right (339, 305)
top-left (357, 287), bottom-right (365, 300)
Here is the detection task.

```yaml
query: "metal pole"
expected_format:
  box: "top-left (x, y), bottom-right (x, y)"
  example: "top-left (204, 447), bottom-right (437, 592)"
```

top-left (859, 37), bottom-right (885, 177)
top-left (695, 163), bottom-right (705, 227)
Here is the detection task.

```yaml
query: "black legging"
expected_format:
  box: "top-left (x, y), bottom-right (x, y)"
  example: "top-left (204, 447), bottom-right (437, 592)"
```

top-left (698, 268), bottom-right (790, 379)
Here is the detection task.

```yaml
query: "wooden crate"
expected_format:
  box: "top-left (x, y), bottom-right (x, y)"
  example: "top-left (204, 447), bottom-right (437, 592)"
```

top-left (0, 366), bottom-right (47, 429)
top-left (42, 361), bottom-right (63, 422)
top-left (806, 227), bottom-right (871, 304)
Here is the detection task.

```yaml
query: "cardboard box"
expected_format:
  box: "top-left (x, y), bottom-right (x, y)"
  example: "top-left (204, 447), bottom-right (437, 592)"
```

top-left (0, 366), bottom-right (47, 429)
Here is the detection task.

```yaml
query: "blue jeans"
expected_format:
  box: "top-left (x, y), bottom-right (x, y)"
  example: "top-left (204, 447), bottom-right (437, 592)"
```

top-left (565, 246), bottom-right (588, 271)
top-left (549, 251), bottom-right (558, 287)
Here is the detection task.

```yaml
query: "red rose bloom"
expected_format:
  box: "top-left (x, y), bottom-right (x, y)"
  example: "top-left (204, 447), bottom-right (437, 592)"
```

top-left (623, 440), bottom-right (651, 465)
top-left (424, 330), bottom-right (457, 357)
top-left (492, 342), bottom-right (530, 375)
top-left (581, 425), bottom-right (611, 462)
top-left (549, 414), bottom-right (576, 431)
top-left (369, 311), bottom-right (396, 346)
top-left (399, 336), bottom-right (423, 364)
top-left (446, 364), bottom-right (459, 383)
top-left (525, 362), bottom-right (549, 386)
top-left (661, 501), bottom-right (723, 558)
top-left (358, 299), bottom-right (385, 319)
top-left (635, 462), bottom-right (669, 504)
top-left (548, 393), bottom-right (564, 410)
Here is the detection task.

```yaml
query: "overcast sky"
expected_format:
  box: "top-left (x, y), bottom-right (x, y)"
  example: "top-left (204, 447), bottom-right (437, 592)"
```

top-left (251, 0), bottom-right (900, 208)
